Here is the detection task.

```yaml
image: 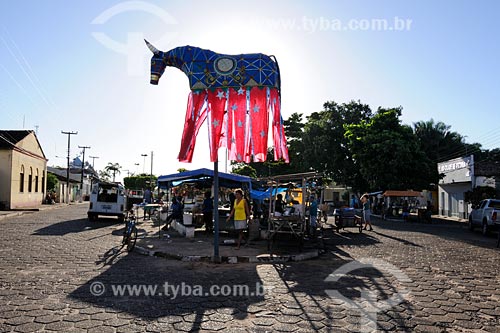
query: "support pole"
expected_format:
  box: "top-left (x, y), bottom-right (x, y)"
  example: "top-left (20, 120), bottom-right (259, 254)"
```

top-left (213, 161), bottom-right (220, 261)
top-left (61, 130), bottom-right (77, 203)
top-left (78, 145), bottom-right (90, 201)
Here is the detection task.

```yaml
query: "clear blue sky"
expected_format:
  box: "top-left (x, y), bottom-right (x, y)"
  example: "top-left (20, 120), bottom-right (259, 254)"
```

top-left (1, 0), bottom-right (499, 181)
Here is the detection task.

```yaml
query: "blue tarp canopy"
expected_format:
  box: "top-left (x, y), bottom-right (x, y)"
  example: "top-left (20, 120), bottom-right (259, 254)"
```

top-left (157, 168), bottom-right (253, 190)
top-left (250, 187), bottom-right (290, 201)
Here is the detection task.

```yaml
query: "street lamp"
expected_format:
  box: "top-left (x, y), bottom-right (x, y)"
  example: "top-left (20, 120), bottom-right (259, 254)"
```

top-left (141, 154), bottom-right (148, 174)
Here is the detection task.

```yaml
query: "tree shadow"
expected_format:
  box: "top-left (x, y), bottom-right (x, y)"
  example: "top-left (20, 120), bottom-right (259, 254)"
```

top-left (371, 230), bottom-right (422, 247)
top-left (372, 216), bottom-right (500, 250)
top-left (270, 258), bottom-right (416, 332)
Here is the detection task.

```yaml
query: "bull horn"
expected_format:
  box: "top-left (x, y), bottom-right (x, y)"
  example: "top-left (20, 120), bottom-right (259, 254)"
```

top-left (144, 39), bottom-right (160, 54)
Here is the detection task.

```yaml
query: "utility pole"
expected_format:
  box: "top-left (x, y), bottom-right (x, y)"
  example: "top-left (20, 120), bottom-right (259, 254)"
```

top-left (89, 156), bottom-right (99, 169)
top-left (61, 130), bottom-right (78, 203)
top-left (78, 145), bottom-right (91, 200)
top-left (88, 155), bottom-right (99, 191)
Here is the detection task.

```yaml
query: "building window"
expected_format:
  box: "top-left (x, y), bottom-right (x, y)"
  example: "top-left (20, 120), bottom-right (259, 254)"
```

top-left (20, 165), bottom-right (25, 192)
top-left (35, 169), bottom-right (39, 192)
top-left (28, 167), bottom-right (33, 192)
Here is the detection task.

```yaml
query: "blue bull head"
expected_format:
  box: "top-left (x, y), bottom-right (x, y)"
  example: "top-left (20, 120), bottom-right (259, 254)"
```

top-left (145, 40), bottom-right (280, 90)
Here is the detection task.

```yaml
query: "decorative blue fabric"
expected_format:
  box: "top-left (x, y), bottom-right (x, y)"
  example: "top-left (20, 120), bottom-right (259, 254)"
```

top-left (150, 45), bottom-right (280, 90)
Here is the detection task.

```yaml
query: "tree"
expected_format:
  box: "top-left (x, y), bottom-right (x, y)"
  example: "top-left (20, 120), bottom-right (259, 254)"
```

top-left (46, 173), bottom-right (58, 192)
top-left (231, 164), bottom-right (257, 178)
top-left (104, 162), bottom-right (121, 182)
top-left (301, 100), bottom-right (373, 191)
top-left (99, 170), bottom-right (111, 182)
top-left (124, 175), bottom-right (158, 189)
top-left (345, 107), bottom-right (432, 191)
top-left (413, 119), bottom-right (468, 162)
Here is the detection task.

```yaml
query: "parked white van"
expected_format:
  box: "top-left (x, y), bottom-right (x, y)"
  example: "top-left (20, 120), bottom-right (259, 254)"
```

top-left (88, 182), bottom-right (127, 222)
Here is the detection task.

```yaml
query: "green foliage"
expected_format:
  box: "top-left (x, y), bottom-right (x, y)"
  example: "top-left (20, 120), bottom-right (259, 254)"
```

top-left (232, 99), bottom-right (497, 194)
top-left (104, 162), bottom-right (121, 182)
top-left (345, 107), bottom-right (432, 191)
top-left (464, 186), bottom-right (497, 205)
top-left (99, 170), bottom-right (111, 182)
top-left (231, 165), bottom-right (257, 178)
top-left (301, 100), bottom-right (373, 190)
top-left (46, 173), bottom-right (58, 192)
top-left (124, 175), bottom-right (158, 189)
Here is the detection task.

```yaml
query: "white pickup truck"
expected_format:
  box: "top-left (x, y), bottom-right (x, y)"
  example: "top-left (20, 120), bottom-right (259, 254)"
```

top-left (468, 199), bottom-right (500, 235)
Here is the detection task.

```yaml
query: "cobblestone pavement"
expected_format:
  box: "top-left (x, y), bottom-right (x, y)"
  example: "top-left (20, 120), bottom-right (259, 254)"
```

top-left (0, 204), bottom-right (499, 332)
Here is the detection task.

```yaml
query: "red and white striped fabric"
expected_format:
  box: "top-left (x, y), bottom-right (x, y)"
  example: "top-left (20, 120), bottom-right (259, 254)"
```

top-left (177, 86), bottom-right (289, 163)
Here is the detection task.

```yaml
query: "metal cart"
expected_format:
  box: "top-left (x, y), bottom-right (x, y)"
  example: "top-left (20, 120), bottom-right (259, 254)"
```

top-left (333, 207), bottom-right (363, 233)
top-left (267, 214), bottom-right (305, 251)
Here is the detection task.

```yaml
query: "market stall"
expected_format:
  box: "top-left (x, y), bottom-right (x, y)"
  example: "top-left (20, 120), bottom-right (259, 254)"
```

top-left (157, 168), bottom-right (254, 234)
top-left (257, 171), bottom-right (321, 251)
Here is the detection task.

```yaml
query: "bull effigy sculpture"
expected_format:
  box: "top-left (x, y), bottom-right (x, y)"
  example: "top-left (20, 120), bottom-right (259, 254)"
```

top-left (145, 40), bottom-right (289, 163)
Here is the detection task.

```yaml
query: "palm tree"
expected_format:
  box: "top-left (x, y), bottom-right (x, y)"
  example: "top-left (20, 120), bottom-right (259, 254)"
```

top-left (413, 119), bottom-right (465, 162)
top-left (104, 162), bottom-right (122, 182)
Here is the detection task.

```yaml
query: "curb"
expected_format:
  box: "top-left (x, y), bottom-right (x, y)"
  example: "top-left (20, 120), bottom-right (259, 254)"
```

top-left (134, 245), bottom-right (319, 264)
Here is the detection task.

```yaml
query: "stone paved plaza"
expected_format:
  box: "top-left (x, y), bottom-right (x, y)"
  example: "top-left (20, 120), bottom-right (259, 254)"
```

top-left (0, 204), bottom-right (499, 332)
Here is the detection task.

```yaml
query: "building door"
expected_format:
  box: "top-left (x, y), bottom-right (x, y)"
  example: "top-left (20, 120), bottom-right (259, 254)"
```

top-left (440, 192), bottom-right (445, 215)
top-left (450, 193), bottom-right (459, 218)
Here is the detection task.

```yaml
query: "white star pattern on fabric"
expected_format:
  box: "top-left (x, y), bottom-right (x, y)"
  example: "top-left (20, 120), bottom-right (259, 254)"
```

top-left (231, 137), bottom-right (236, 144)
top-left (237, 120), bottom-right (243, 128)
top-left (253, 105), bottom-right (260, 113)
top-left (216, 90), bottom-right (225, 99)
top-left (212, 119), bottom-right (220, 127)
top-left (237, 87), bottom-right (245, 95)
top-left (231, 104), bottom-right (238, 111)
top-left (260, 130), bottom-right (266, 137)
top-left (237, 153), bottom-right (242, 160)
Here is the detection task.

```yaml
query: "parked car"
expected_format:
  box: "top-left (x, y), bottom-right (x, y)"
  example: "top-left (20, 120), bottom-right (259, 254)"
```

top-left (468, 199), bottom-right (500, 235)
top-left (88, 181), bottom-right (127, 222)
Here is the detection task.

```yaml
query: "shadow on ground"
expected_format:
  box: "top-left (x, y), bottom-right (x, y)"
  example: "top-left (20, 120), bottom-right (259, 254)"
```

top-left (32, 217), bottom-right (121, 236)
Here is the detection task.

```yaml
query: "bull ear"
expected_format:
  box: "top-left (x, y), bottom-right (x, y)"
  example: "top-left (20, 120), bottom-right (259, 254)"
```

top-left (144, 39), bottom-right (160, 55)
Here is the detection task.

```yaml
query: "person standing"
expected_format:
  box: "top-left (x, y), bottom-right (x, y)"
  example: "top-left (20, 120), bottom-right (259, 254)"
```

top-left (226, 189), bottom-right (250, 250)
top-left (143, 187), bottom-right (152, 204)
top-left (350, 194), bottom-right (358, 208)
top-left (361, 193), bottom-right (373, 231)
top-left (142, 187), bottom-right (153, 219)
top-left (202, 191), bottom-right (214, 234)
top-left (309, 195), bottom-right (318, 236)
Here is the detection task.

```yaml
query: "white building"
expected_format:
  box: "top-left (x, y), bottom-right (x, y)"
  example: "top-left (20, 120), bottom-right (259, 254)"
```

top-left (438, 155), bottom-right (498, 218)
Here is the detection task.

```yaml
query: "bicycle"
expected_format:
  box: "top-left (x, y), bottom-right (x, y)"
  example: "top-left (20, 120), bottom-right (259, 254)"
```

top-left (122, 209), bottom-right (138, 252)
